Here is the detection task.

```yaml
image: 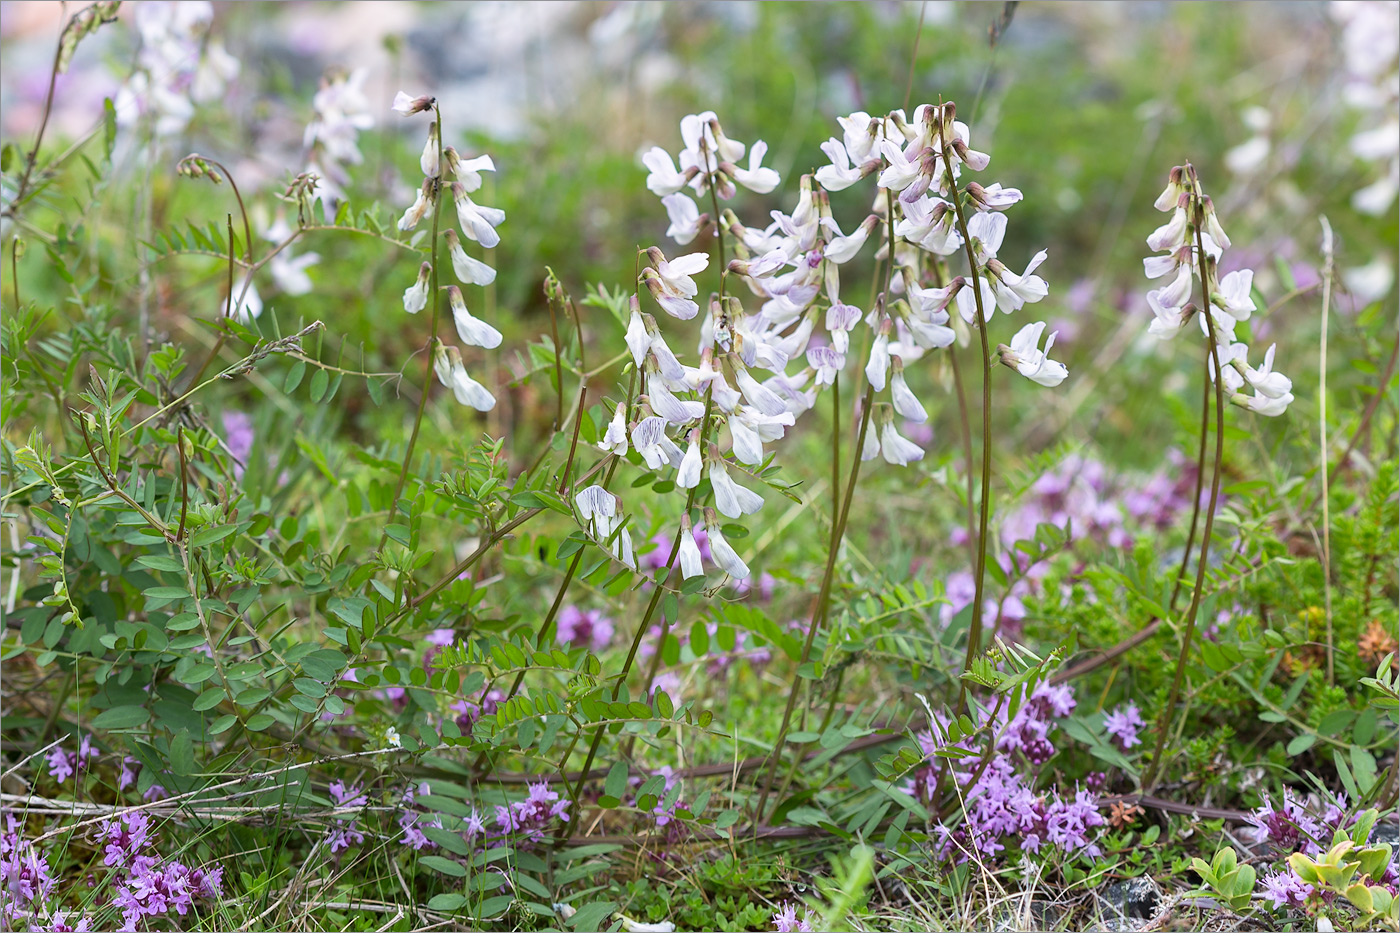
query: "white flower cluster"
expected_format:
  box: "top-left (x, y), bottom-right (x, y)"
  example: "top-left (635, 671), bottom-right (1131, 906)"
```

top-left (1144, 164), bottom-right (1293, 416)
top-left (303, 68), bottom-right (375, 211)
top-left (1331, 1), bottom-right (1400, 216)
top-left (115, 1), bottom-right (239, 139)
top-left (393, 92), bottom-right (504, 413)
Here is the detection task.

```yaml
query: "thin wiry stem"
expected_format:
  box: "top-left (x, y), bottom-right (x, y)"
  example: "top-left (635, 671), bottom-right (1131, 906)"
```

top-left (1145, 168), bottom-right (1227, 791)
top-left (1318, 215), bottom-right (1335, 685)
top-left (1170, 352), bottom-right (1212, 612)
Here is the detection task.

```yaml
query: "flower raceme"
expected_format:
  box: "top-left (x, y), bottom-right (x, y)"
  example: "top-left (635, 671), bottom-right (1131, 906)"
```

top-left (1142, 163), bottom-right (1293, 416)
top-left (393, 91), bottom-right (503, 413)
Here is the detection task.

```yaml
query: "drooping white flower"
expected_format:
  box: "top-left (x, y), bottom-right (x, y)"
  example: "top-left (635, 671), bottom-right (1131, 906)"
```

top-left (444, 229), bottom-right (496, 286)
top-left (730, 140), bottom-right (780, 193)
top-left (814, 138), bottom-right (866, 192)
top-left (626, 303), bottom-right (652, 369)
top-left (709, 458), bottom-right (764, 518)
top-left (648, 376), bottom-right (705, 424)
top-left (397, 179), bottom-right (434, 232)
top-left (704, 512), bottom-right (750, 579)
top-left (1145, 288), bottom-right (1192, 340)
top-left (998, 321), bottom-right (1068, 387)
top-left (677, 433), bottom-right (702, 488)
top-left (643, 146), bottom-right (690, 196)
top-left (1242, 343), bottom-right (1292, 399)
top-left (896, 195), bottom-right (961, 255)
top-left (732, 363), bottom-right (788, 417)
top-left (826, 302), bottom-right (862, 354)
top-left (631, 416), bottom-right (683, 470)
top-left (890, 362), bottom-right (928, 423)
top-left (452, 183), bottom-right (505, 248)
top-left (448, 152), bottom-right (496, 192)
top-left (879, 418), bottom-right (925, 466)
top-left (837, 111), bottom-right (878, 162)
top-left (403, 262), bottom-right (431, 314)
top-left (1147, 207), bottom-right (1189, 253)
top-left (727, 411), bottom-right (765, 465)
top-left (662, 193), bottom-right (705, 245)
top-left (421, 121), bottom-right (440, 178)
top-left (392, 91), bottom-right (434, 116)
top-left (1232, 390), bottom-right (1294, 417)
top-left (965, 182), bottom-right (1024, 211)
top-left (643, 248), bottom-right (710, 320)
top-left (678, 519), bottom-right (704, 579)
top-left (865, 325), bottom-right (891, 391)
top-left (1214, 268), bottom-right (1255, 320)
top-left (598, 403), bottom-right (629, 456)
top-left (876, 138), bottom-right (928, 193)
top-left (432, 343), bottom-right (496, 411)
top-left (822, 215), bottom-right (878, 264)
top-left (448, 286), bottom-right (502, 349)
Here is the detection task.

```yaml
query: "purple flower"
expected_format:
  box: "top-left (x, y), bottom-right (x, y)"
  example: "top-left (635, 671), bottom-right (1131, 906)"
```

top-left (1246, 790), bottom-right (1325, 854)
top-left (46, 747), bottom-right (74, 784)
top-left (556, 606), bottom-right (614, 652)
top-left (222, 411), bottom-right (255, 480)
top-left (424, 628), bottom-right (456, 647)
top-left (1104, 702), bottom-right (1147, 750)
top-left (98, 812), bottom-right (153, 869)
top-left (773, 901), bottom-right (815, 932)
top-left (1260, 868), bottom-right (1314, 909)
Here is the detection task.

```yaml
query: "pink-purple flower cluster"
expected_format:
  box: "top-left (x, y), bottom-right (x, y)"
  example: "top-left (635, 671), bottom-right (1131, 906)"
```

top-left (556, 605), bottom-right (615, 652)
top-left (45, 736), bottom-right (96, 785)
top-left (324, 780), bottom-right (369, 854)
top-left (108, 856), bottom-right (223, 932)
top-left (1, 814), bottom-right (58, 929)
top-left (494, 781), bottom-right (571, 846)
top-left (772, 900), bottom-right (816, 932)
top-left (1103, 703), bottom-right (1147, 750)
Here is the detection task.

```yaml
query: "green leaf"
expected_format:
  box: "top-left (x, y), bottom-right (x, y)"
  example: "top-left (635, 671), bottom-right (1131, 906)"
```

top-left (193, 687), bottom-right (225, 711)
top-left (309, 368), bottom-right (329, 402)
top-left (1286, 733), bottom-right (1316, 756)
top-left (689, 620), bottom-right (709, 657)
top-left (419, 855), bottom-right (467, 877)
top-left (136, 555), bottom-right (185, 572)
top-left (604, 760), bottom-right (629, 798)
top-left (566, 900), bottom-right (617, 931)
top-left (284, 360), bottom-right (306, 393)
top-left (426, 893), bottom-right (466, 911)
top-left (92, 705), bottom-right (150, 729)
top-left (209, 714), bottom-right (238, 735)
top-left (169, 730), bottom-right (195, 775)
top-left (191, 524), bottom-right (237, 548)
top-left (144, 586), bottom-right (191, 600)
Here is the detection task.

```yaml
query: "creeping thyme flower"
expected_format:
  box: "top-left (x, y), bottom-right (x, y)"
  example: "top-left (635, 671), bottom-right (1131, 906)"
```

top-left (1260, 868), bottom-right (1315, 910)
top-left (772, 901), bottom-right (816, 932)
top-left (1103, 702), bottom-right (1147, 750)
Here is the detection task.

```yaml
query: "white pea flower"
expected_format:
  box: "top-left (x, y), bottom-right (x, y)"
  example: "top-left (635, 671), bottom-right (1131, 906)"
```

top-left (449, 152), bottom-right (496, 192)
top-left (1214, 268), bottom-right (1255, 320)
top-left (444, 229), bottom-right (496, 286)
top-left (643, 248), bottom-right (709, 320)
top-left (1208, 342), bottom-right (1249, 393)
top-left (685, 352), bottom-right (743, 411)
top-left (955, 276), bottom-right (998, 326)
top-left (1232, 390), bottom-right (1294, 417)
top-left (986, 249), bottom-right (1051, 313)
top-left (677, 433), bottom-right (702, 488)
top-left (1243, 343), bottom-right (1292, 398)
top-left (729, 140), bottom-right (780, 193)
top-left (837, 111), bottom-right (878, 162)
top-left (890, 362), bottom-right (928, 423)
top-left (678, 519), bottom-right (704, 579)
top-left (998, 321), bottom-right (1068, 387)
top-left (625, 304), bottom-right (652, 368)
top-left (965, 181), bottom-right (1023, 211)
top-left (1155, 263), bottom-right (1194, 313)
top-left (703, 511), bottom-right (750, 580)
top-left (397, 179), bottom-right (433, 231)
top-left (1200, 196), bottom-right (1231, 250)
top-left (727, 412), bottom-right (765, 465)
top-left (392, 91), bottom-right (433, 116)
top-left (1145, 288), bottom-right (1191, 339)
top-left (448, 286), bottom-right (502, 349)
top-left (865, 324), bottom-right (891, 391)
top-left (826, 302), bottom-right (862, 354)
top-left (662, 193), bottom-right (706, 245)
top-left (815, 138), bottom-right (866, 191)
top-left (709, 458), bottom-right (764, 518)
top-left (648, 376), bottom-right (705, 424)
top-left (896, 195), bottom-right (961, 255)
top-left (732, 363), bottom-right (788, 417)
top-left (403, 262), bottom-right (431, 314)
top-left (598, 403), bottom-right (629, 456)
top-left (807, 346), bottom-right (843, 385)
top-left (631, 416), bottom-right (683, 470)
top-left (574, 484), bottom-right (617, 527)
top-left (876, 138), bottom-right (928, 193)
top-left (643, 146), bottom-right (690, 196)
top-left (822, 215), bottom-right (878, 264)
top-left (421, 121), bottom-right (440, 178)
top-left (879, 418), bottom-right (925, 466)
top-left (1147, 207), bottom-right (1189, 254)
top-left (433, 344), bottom-right (496, 411)
top-left (1153, 166), bottom-right (1188, 211)
top-left (451, 182), bottom-right (505, 248)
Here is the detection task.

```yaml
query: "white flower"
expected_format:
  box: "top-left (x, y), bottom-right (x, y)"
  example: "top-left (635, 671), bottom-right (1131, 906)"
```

top-left (879, 418), bottom-right (925, 466)
top-left (731, 140), bottom-right (780, 193)
top-left (392, 91), bottom-right (434, 116)
top-left (965, 210), bottom-right (1006, 264)
top-left (445, 229), bottom-right (496, 286)
top-left (727, 412), bottom-right (765, 465)
top-left (631, 416), bottom-right (683, 470)
top-left (895, 195), bottom-right (961, 255)
top-left (421, 121), bottom-right (440, 178)
top-left (230, 275), bottom-right (262, 323)
top-left (865, 327), bottom-right (891, 390)
top-left (397, 180), bottom-right (433, 232)
top-left (678, 521), bottom-right (704, 579)
top-left (966, 182), bottom-right (1023, 211)
top-left (449, 153), bottom-right (496, 193)
top-left (385, 726), bottom-right (402, 748)
top-left (643, 146), bottom-right (689, 196)
top-left (826, 302), bottom-right (862, 353)
top-left (807, 345), bottom-right (843, 386)
top-left (709, 460), bottom-right (764, 518)
top-left (598, 403), bottom-right (628, 456)
top-left (999, 321), bottom-right (1069, 387)
top-left (704, 514), bottom-right (749, 579)
top-left (403, 262), bottom-right (431, 314)
top-left (452, 183), bottom-right (505, 248)
top-left (677, 434), bottom-right (702, 488)
top-left (662, 193), bottom-right (705, 245)
top-left (733, 365), bottom-right (788, 416)
top-left (838, 111), bottom-right (878, 162)
top-left (433, 344), bottom-right (496, 411)
top-left (448, 286), bottom-right (502, 349)
top-left (1232, 390), bottom-right (1294, 417)
top-left (643, 249), bottom-right (709, 319)
top-left (1147, 207), bottom-right (1189, 253)
top-left (626, 306), bottom-right (652, 368)
top-left (876, 138), bottom-right (926, 192)
top-left (648, 376), bottom-right (705, 424)
top-left (1243, 343), bottom-right (1292, 398)
top-left (890, 366), bottom-right (928, 423)
top-left (955, 276), bottom-right (998, 326)
top-left (987, 249), bottom-right (1050, 313)
top-left (815, 138), bottom-right (866, 191)
top-left (822, 215), bottom-right (877, 264)
top-left (1208, 342), bottom-right (1249, 393)
top-left (574, 485), bottom-right (617, 526)
top-left (1145, 288), bottom-right (1191, 339)
top-left (1214, 268), bottom-right (1255, 320)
